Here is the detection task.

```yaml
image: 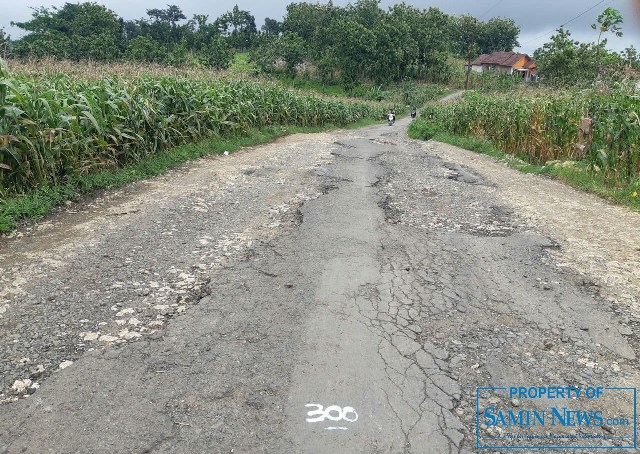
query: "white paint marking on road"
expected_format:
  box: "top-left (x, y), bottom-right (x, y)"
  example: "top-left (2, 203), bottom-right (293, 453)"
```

top-left (305, 404), bottom-right (359, 424)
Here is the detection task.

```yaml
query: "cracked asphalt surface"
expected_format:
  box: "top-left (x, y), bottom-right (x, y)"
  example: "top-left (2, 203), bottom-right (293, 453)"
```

top-left (0, 117), bottom-right (638, 453)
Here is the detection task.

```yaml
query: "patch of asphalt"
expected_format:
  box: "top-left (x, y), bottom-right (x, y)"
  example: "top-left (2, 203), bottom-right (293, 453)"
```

top-left (363, 123), bottom-right (637, 452)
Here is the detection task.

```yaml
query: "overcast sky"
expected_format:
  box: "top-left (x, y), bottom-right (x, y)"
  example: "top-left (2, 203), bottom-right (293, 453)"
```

top-left (1, 0), bottom-right (639, 55)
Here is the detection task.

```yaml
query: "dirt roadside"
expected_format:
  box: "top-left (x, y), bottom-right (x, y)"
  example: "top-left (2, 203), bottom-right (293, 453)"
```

top-left (424, 140), bottom-right (640, 318)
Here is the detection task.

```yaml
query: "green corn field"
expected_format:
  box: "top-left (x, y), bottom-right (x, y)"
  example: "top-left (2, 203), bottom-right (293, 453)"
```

top-left (0, 59), bottom-right (385, 196)
top-left (416, 86), bottom-right (640, 186)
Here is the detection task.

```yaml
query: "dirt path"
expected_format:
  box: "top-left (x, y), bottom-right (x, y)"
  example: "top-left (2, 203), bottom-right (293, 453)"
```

top-left (438, 90), bottom-right (466, 103)
top-left (0, 119), bottom-right (637, 453)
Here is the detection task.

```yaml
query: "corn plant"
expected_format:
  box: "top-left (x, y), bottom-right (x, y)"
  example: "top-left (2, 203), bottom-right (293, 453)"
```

top-left (421, 86), bottom-right (639, 186)
top-left (0, 62), bottom-right (385, 196)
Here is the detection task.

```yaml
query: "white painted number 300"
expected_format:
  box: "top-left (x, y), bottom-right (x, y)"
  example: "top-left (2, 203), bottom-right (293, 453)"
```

top-left (305, 404), bottom-right (358, 423)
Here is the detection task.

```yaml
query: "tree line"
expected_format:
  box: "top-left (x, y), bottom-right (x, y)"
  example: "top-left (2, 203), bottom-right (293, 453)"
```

top-left (252, 1), bottom-right (518, 86)
top-left (533, 8), bottom-right (640, 86)
top-left (0, 1), bottom-right (519, 83)
top-left (1, 1), bottom-right (637, 87)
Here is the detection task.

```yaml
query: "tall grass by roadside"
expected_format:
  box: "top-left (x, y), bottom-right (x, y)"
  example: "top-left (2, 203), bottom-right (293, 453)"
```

top-left (414, 85), bottom-right (639, 186)
top-left (408, 87), bottom-right (640, 210)
top-left (0, 58), bottom-right (385, 197)
top-left (426, 132), bottom-right (640, 209)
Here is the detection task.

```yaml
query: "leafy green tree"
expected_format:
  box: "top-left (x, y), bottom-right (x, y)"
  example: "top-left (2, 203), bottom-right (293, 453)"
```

top-left (592, 7), bottom-right (624, 45)
top-left (326, 18), bottom-right (375, 89)
top-left (215, 5), bottom-right (258, 50)
top-left (533, 27), bottom-right (580, 85)
top-left (417, 7), bottom-right (454, 83)
top-left (389, 5), bottom-right (453, 83)
top-left (262, 18), bottom-right (282, 36)
top-left (0, 28), bottom-right (10, 58)
top-left (12, 3), bottom-right (123, 60)
top-left (187, 14), bottom-right (220, 51)
top-left (197, 35), bottom-right (232, 69)
top-left (387, 4), bottom-right (420, 81)
top-left (249, 31), bottom-right (305, 76)
top-left (347, 0), bottom-right (384, 28)
top-left (139, 5), bottom-right (188, 46)
top-left (277, 32), bottom-right (307, 75)
top-left (533, 27), bottom-right (613, 86)
top-left (534, 8), bottom-right (629, 86)
top-left (122, 5), bottom-right (196, 66)
top-left (125, 35), bottom-right (167, 63)
top-left (249, 35), bottom-right (279, 73)
top-left (282, 2), bottom-right (340, 60)
top-left (146, 5), bottom-right (186, 27)
top-left (454, 15), bottom-right (483, 89)
top-left (11, 29), bottom-right (70, 59)
top-left (591, 7), bottom-right (624, 79)
top-left (481, 17), bottom-right (520, 53)
top-left (281, 1), bottom-right (456, 84)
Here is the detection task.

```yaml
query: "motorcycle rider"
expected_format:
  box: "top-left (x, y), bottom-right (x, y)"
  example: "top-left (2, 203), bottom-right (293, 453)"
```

top-left (387, 109), bottom-right (395, 125)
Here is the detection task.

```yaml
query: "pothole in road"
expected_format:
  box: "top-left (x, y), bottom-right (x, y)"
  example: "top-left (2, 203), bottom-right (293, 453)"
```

top-left (442, 162), bottom-right (493, 186)
top-left (321, 183), bottom-right (339, 194)
top-left (464, 206), bottom-right (519, 238)
top-left (378, 195), bottom-right (402, 224)
top-left (333, 141), bottom-right (356, 149)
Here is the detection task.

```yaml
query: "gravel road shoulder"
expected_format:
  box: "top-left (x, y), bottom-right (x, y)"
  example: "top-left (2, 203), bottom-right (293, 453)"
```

top-left (422, 140), bottom-right (640, 318)
top-left (0, 132), bottom-right (336, 404)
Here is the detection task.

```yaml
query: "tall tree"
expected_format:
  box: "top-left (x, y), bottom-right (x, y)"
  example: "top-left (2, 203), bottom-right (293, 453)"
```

top-left (215, 5), bottom-right (257, 50)
top-left (621, 46), bottom-right (640, 70)
top-left (481, 17), bottom-right (520, 53)
top-left (592, 7), bottom-right (624, 46)
top-left (197, 35), bottom-right (232, 69)
top-left (11, 3), bottom-right (122, 60)
top-left (532, 27), bottom-right (610, 86)
top-left (183, 13), bottom-right (233, 69)
top-left (282, 2), bottom-right (340, 60)
top-left (326, 18), bottom-right (376, 88)
top-left (0, 28), bottom-right (9, 58)
top-left (592, 6), bottom-right (624, 79)
top-left (262, 18), bottom-right (282, 36)
top-left (388, 5), bottom-right (453, 83)
top-left (125, 35), bottom-right (168, 63)
top-left (454, 15), bottom-right (483, 89)
top-left (142, 4), bottom-right (187, 45)
top-left (146, 4), bottom-right (186, 27)
top-left (278, 31), bottom-right (307, 75)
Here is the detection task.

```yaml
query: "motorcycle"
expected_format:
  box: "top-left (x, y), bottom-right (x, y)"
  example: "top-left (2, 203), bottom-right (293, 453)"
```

top-left (387, 113), bottom-right (395, 126)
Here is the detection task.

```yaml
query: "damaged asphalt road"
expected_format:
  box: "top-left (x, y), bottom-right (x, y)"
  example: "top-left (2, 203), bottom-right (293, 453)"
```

top-left (0, 118), bottom-right (638, 453)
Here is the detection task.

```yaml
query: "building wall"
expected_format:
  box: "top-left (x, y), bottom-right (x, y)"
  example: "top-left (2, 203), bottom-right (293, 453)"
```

top-left (513, 56), bottom-right (528, 69)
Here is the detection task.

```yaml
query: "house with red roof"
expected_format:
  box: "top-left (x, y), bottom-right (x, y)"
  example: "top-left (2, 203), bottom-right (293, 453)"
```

top-left (469, 51), bottom-right (538, 81)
